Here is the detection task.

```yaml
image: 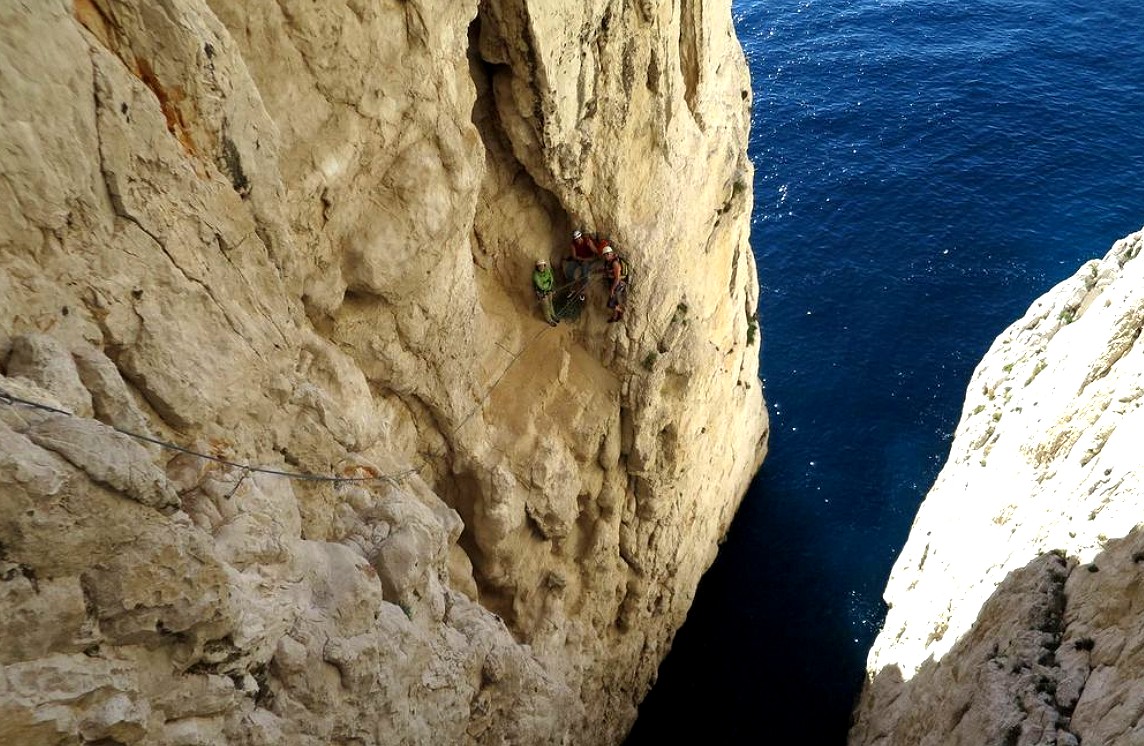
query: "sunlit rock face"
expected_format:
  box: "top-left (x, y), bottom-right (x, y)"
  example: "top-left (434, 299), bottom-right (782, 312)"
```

top-left (851, 230), bottom-right (1144, 745)
top-left (0, 1), bottom-right (765, 744)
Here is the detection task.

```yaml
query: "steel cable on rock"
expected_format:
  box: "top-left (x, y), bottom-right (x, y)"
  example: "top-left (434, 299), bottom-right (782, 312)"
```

top-left (0, 267), bottom-right (604, 490)
top-left (0, 389), bottom-right (420, 486)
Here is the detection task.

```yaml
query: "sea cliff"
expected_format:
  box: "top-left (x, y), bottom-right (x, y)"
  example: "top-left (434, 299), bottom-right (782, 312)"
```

top-left (0, 1), bottom-right (766, 743)
top-left (852, 229), bottom-right (1144, 745)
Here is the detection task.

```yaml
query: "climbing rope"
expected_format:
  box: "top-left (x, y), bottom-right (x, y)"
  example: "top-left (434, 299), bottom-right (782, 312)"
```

top-left (439, 266), bottom-right (595, 448)
top-left (449, 322), bottom-right (551, 438)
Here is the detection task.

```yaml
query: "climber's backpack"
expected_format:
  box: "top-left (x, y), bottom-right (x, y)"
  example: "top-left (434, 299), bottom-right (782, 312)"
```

top-left (616, 254), bottom-right (632, 284)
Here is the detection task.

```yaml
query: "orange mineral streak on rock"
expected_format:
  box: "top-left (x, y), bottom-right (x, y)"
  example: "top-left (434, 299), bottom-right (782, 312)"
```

top-left (134, 56), bottom-right (198, 159)
top-left (344, 464), bottom-right (382, 479)
top-left (73, 0), bottom-right (113, 50)
top-left (74, 0), bottom-right (203, 169)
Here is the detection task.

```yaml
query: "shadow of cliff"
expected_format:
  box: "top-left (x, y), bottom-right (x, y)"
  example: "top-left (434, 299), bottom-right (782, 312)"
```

top-left (625, 467), bottom-right (883, 745)
top-left (850, 527), bottom-right (1144, 746)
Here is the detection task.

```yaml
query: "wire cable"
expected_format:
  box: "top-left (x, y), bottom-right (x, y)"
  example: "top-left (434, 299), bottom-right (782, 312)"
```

top-left (0, 388), bottom-right (420, 485)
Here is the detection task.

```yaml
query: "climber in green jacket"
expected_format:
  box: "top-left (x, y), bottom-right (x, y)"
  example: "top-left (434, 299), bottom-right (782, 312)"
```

top-left (532, 259), bottom-right (558, 326)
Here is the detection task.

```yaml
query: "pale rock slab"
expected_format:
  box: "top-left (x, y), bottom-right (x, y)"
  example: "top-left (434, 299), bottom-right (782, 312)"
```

top-left (24, 414), bottom-right (179, 512)
top-left (852, 230), bottom-right (1144, 744)
top-left (5, 334), bottom-right (94, 418)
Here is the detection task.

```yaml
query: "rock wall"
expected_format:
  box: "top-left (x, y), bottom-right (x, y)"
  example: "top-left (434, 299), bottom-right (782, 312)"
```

top-left (851, 229), bottom-right (1144, 745)
top-left (0, 1), bottom-right (766, 744)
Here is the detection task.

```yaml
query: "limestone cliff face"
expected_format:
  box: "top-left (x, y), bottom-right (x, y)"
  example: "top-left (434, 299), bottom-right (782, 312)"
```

top-left (851, 230), bottom-right (1144, 745)
top-left (0, 1), bottom-right (766, 744)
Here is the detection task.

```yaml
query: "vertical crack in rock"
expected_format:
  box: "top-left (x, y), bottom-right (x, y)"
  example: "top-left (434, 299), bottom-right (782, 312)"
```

top-left (678, 0), bottom-right (702, 124)
top-left (90, 56), bottom-right (274, 370)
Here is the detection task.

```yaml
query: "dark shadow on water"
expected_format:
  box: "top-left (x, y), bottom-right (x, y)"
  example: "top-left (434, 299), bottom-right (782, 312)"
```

top-left (624, 461), bottom-right (887, 744)
top-left (630, 518), bottom-right (1144, 745)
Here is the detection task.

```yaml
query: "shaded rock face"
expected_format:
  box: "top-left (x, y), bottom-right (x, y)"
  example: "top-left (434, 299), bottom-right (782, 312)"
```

top-left (0, 1), bottom-right (766, 744)
top-left (851, 230), bottom-right (1144, 745)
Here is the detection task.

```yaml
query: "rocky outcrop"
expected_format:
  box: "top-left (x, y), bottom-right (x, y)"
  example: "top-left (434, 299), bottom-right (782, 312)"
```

top-left (851, 230), bottom-right (1144, 745)
top-left (0, 1), bottom-right (766, 744)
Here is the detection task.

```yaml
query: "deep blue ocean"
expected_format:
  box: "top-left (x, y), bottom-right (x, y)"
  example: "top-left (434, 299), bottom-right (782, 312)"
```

top-left (627, 0), bottom-right (1144, 742)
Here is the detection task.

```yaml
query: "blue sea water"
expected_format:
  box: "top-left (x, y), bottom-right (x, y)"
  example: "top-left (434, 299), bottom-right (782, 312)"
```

top-left (627, 0), bottom-right (1144, 742)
